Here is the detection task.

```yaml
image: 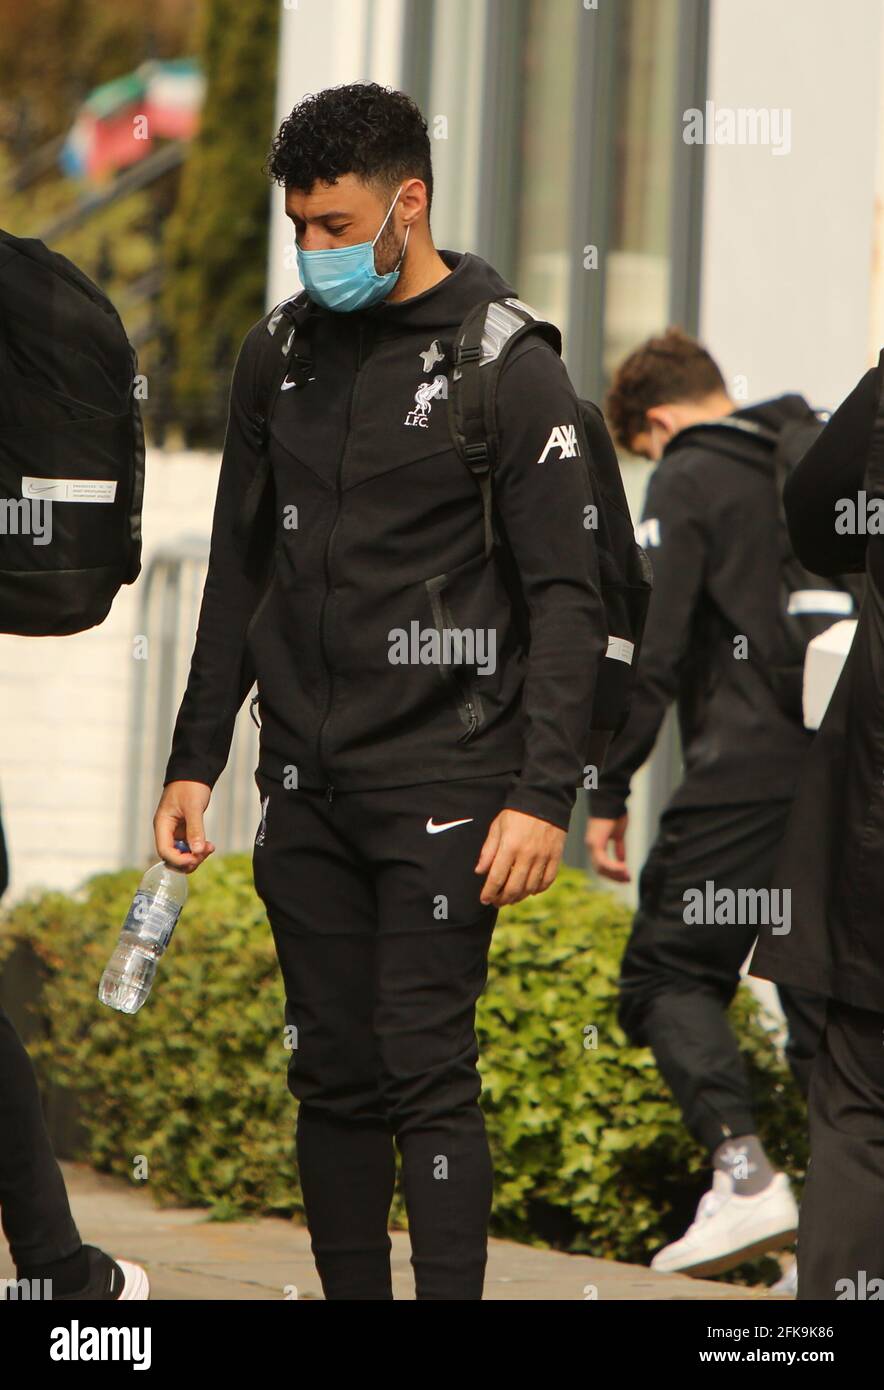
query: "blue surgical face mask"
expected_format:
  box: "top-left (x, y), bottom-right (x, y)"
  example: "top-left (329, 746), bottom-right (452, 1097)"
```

top-left (296, 186), bottom-right (410, 312)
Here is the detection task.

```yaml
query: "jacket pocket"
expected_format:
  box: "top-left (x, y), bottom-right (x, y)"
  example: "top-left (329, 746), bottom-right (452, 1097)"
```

top-left (424, 572), bottom-right (485, 742)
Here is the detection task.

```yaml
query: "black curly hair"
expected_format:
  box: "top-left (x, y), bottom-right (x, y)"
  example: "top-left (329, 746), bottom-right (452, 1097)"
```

top-left (266, 82), bottom-right (433, 210)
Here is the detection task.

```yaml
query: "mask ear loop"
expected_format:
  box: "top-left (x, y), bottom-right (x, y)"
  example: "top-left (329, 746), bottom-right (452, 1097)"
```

top-left (393, 222), bottom-right (411, 271)
top-left (372, 184), bottom-right (404, 246)
top-left (372, 184), bottom-right (410, 271)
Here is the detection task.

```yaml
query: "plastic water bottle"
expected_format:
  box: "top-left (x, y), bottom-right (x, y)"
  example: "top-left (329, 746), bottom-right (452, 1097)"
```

top-left (98, 840), bottom-right (189, 1014)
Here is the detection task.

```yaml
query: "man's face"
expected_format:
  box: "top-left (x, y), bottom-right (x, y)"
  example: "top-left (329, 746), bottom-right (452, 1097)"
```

top-left (285, 174), bottom-right (404, 275)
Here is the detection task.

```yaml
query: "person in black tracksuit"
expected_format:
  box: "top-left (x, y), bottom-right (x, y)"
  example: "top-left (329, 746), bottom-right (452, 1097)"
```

top-left (586, 328), bottom-right (828, 1279)
top-left (751, 351), bottom-right (884, 1300)
top-left (154, 85), bottom-right (607, 1301)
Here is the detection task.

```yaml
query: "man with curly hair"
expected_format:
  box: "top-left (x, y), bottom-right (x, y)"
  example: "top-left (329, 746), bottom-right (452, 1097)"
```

top-left (587, 328), bottom-right (831, 1285)
top-left (153, 83), bottom-right (607, 1300)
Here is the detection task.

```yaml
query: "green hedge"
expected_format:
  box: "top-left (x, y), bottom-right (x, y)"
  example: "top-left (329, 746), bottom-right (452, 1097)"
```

top-left (0, 857), bottom-right (808, 1266)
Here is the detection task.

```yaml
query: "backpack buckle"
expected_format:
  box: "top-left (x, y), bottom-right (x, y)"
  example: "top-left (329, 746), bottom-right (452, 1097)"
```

top-left (455, 344), bottom-right (482, 366)
top-left (463, 441), bottom-right (489, 467)
top-left (285, 353), bottom-right (313, 388)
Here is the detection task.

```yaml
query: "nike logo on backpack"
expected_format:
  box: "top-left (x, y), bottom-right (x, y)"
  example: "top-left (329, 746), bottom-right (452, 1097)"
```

top-left (426, 817), bottom-right (474, 834)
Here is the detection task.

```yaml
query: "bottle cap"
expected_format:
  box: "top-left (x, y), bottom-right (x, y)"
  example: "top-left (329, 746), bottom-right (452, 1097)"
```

top-left (173, 838), bottom-right (191, 853)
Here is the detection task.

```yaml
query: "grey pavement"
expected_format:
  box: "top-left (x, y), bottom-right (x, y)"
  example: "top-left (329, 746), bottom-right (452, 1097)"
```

top-left (0, 1162), bottom-right (786, 1301)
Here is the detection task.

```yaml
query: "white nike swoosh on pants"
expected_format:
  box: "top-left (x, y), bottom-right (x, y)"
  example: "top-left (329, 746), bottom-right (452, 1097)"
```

top-left (425, 817), bottom-right (474, 834)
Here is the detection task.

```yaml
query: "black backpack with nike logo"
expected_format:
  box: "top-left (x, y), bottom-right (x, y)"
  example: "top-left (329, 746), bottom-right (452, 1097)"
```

top-left (237, 292), bottom-right (652, 770)
top-left (675, 412), bottom-right (862, 723)
top-left (0, 228), bottom-right (145, 636)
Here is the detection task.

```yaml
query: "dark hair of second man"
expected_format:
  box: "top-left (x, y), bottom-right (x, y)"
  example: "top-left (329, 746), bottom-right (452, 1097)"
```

top-left (606, 327), bottom-right (727, 450)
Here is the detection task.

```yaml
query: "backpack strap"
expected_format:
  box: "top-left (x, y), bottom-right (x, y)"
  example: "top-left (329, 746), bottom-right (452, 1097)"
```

top-left (233, 291), bottom-right (314, 556)
top-left (448, 297), bottom-right (562, 557)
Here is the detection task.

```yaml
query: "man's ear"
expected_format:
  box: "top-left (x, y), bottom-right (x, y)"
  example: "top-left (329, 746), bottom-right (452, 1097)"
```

top-left (398, 176), bottom-right (428, 225)
top-left (645, 404), bottom-right (676, 437)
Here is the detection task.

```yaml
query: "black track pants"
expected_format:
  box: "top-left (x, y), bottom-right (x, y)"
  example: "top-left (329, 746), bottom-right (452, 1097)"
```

top-left (797, 999), bottom-right (884, 1300)
top-left (251, 770), bottom-right (516, 1301)
top-left (0, 1006), bottom-right (82, 1271)
top-left (618, 800), bottom-right (826, 1153)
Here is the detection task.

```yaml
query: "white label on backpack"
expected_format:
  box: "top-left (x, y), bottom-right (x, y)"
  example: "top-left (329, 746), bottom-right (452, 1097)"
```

top-left (787, 589), bottom-right (853, 616)
top-left (606, 636), bottom-right (635, 665)
top-left (21, 477), bottom-right (117, 503)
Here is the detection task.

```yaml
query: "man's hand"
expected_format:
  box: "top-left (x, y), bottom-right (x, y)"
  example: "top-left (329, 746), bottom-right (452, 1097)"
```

top-left (475, 808), bottom-right (566, 907)
top-left (154, 780), bottom-right (215, 873)
top-left (586, 814), bottom-right (630, 882)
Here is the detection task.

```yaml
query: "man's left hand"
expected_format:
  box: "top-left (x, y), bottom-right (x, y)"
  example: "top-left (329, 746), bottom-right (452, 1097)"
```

top-left (475, 808), bottom-right (566, 907)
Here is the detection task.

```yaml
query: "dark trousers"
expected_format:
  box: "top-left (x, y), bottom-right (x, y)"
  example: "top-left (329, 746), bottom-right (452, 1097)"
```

top-left (797, 999), bottom-right (884, 1300)
top-left (0, 1005), bottom-right (81, 1272)
top-left (618, 800), bottom-right (827, 1153)
top-left (251, 770), bottom-right (515, 1301)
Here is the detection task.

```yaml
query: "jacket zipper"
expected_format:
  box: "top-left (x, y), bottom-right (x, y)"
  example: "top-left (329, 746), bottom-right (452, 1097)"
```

top-left (247, 325), bottom-right (293, 743)
top-left (315, 321), bottom-right (366, 798)
top-left (426, 577), bottom-right (483, 742)
top-left (440, 594), bottom-right (481, 741)
top-left (460, 699), bottom-right (480, 741)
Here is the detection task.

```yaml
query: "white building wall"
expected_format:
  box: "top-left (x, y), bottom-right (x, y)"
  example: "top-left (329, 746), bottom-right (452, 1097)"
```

top-left (701, 0), bottom-right (884, 407)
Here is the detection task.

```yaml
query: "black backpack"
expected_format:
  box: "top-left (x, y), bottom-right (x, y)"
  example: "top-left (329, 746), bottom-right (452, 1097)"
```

top-left (237, 292), bottom-right (653, 769)
top-left (0, 229), bottom-right (145, 636)
top-left (676, 412), bottom-right (861, 723)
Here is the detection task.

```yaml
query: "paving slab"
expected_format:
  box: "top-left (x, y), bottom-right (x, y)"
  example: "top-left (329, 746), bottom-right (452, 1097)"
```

top-left (0, 1162), bottom-right (783, 1301)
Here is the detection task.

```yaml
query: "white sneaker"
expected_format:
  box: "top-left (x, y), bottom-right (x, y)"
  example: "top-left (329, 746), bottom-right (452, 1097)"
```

top-left (651, 1171), bottom-right (798, 1277)
top-left (770, 1257), bottom-right (798, 1297)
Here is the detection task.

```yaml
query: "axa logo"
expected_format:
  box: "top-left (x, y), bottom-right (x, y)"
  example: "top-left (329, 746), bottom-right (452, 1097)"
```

top-left (405, 375), bottom-right (446, 428)
top-left (537, 424), bottom-right (580, 463)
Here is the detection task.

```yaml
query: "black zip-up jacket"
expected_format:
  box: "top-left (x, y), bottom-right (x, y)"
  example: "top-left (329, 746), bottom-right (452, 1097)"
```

top-left (164, 251), bottom-right (607, 831)
top-left (590, 395), bottom-right (820, 821)
top-left (751, 358), bottom-right (884, 1010)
